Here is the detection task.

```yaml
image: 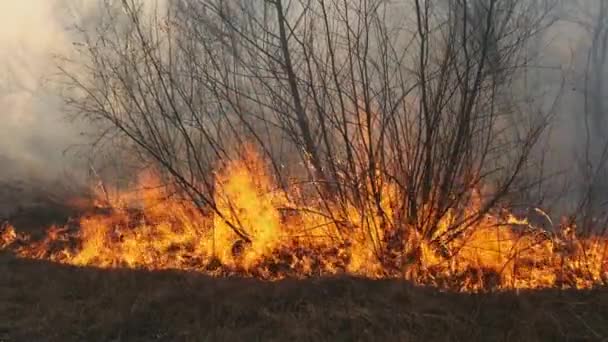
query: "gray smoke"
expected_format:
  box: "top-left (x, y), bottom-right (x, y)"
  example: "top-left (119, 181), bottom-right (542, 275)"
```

top-left (0, 1), bottom-right (97, 181)
top-left (0, 0), bottom-right (604, 219)
top-left (0, 1), bottom-right (107, 217)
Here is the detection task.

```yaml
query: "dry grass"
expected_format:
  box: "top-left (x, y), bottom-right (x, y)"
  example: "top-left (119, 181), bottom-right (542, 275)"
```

top-left (1, 251), bottom-right (607, 342)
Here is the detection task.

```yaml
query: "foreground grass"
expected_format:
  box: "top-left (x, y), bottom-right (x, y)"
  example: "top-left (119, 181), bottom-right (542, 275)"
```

top-left (1, 253), bottom-right (607, 341)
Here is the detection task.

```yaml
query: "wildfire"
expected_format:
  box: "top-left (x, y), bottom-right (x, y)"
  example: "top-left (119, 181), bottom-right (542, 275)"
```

top-left (1, 147), bottom-right (607, 292)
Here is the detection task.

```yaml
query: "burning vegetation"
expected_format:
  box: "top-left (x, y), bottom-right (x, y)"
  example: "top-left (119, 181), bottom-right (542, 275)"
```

top-left (6, 0), bottom-right (608, 340)
top-left (2, 146), bottom-right (607, 292)
top-left (2, 0), bottom-right (608, 297)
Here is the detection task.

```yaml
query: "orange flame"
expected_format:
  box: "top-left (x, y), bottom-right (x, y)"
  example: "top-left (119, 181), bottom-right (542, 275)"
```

top-left (1, 146), bottom-right (607, 291)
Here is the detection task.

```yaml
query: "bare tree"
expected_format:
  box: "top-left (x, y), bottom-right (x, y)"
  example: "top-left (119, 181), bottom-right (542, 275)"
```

top-left (60, 0), bottom-right (556, 267)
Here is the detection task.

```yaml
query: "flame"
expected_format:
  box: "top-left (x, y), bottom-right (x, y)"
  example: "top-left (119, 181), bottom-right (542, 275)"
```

top-left (2, 146), bottom-right (607, 291)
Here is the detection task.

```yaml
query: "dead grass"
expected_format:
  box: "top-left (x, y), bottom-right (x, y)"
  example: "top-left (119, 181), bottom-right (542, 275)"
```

top-left (1, 251), bottom-right (607, 342)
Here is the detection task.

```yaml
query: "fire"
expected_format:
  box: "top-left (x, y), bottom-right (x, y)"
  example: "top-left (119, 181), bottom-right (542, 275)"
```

top-left (213, 148), bottom-right (287, 269)
top-left (1, 147), bottom-right (607, 292)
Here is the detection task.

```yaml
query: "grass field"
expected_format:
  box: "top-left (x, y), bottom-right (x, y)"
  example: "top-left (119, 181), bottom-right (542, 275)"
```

top-left (1, 251), bottom-right (607, 341)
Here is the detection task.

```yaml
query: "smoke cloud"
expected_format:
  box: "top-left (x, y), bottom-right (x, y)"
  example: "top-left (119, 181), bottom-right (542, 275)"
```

top-left (0, 0), bottom-right (601, 217)
top-left (0, 1), bottom-right (94, 181)
top-left (0, 1), bottom-right (109, 217)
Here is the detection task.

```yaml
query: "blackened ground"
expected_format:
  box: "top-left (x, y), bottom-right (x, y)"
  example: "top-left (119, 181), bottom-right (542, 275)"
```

top-left (1, 252), bottom-right (607, 342)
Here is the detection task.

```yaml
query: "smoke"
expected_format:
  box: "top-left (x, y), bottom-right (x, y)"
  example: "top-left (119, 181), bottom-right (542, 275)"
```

top-left (0, 0), bottom-right (602, 218)
top-left (0, 1), bottom-right (112, 218)
top-left (530, 5), bottom-right (604, 211)
top-left (0, 0), bottom-right (164, 176)
top-left (0, 1), bottom-right (94, 181)
top-left (0, 1), bottom-right (175, 218)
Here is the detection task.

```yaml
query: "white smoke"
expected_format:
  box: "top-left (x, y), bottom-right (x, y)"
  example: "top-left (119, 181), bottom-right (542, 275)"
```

top-left (0, 0), bottom-right (167, 179)
top-left (0, 0), bottom-right (599, 216)
top-left (0, 1), bottom-right (96, 180)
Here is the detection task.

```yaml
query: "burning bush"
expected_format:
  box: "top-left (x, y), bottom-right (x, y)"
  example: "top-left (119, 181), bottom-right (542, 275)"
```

top-left (5, 0), bottom-right (605, 292)
top-left (2, 147), bottom-right (607, 292)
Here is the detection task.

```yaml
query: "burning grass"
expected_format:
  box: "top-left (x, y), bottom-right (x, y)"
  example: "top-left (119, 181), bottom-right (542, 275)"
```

top-left (1, 147), bottom-right (608, 292)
